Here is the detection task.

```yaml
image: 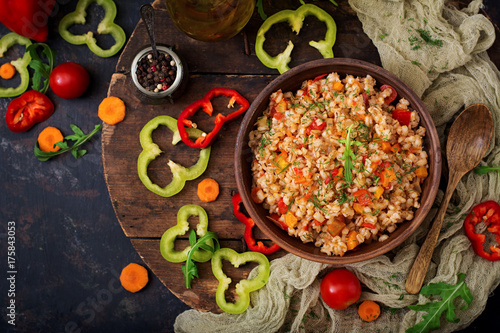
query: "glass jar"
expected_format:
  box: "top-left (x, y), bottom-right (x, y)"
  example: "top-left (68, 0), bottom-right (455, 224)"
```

top-left (166, 0), bottom-right (256, 42)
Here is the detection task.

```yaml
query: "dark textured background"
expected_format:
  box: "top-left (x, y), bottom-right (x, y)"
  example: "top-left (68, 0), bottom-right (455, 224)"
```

top-left (1, 1), bottom-right (499, 332)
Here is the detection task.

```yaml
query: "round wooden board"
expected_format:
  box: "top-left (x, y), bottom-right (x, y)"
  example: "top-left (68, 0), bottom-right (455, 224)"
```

top-left (101, 1), bottom-right (290, 313)
top-left (102, 0), bottom-right (377, 312)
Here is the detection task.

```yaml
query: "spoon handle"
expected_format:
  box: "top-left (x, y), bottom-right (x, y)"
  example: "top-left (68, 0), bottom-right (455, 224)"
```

top-left (140, 4), bottom-right (158, 59)
top-left (405, 172), bottom-right (462, 294)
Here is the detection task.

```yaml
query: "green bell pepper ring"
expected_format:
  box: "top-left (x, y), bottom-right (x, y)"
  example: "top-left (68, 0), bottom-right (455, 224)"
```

top-left (211, 247), bottom-right (270, 314)
top-left (58, 0), bottom-right (126, 58)
top-left (0, 32), bottom-right (31, 97)
top-left (160, 205), bottom-right (214, 263)
top-left (137, 115), bottom-right (211, 197)
top-left (255, 4), bottom-right (337, 74)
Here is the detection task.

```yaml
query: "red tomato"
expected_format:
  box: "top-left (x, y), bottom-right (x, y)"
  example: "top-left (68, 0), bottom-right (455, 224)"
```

top-left (5, 90), bottom-right (54, 132)
top-left (320, 268), bottom-right (361, 310)
top-left (49, 62), bottom-right (90, 99)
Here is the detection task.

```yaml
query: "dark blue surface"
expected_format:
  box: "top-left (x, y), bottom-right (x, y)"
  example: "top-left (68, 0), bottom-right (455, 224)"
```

top-left (1, 1), bottom-right (499, 332)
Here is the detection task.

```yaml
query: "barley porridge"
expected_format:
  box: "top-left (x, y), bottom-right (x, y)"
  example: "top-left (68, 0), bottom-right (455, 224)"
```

top-left (248, 72), bottom-right (428, 256)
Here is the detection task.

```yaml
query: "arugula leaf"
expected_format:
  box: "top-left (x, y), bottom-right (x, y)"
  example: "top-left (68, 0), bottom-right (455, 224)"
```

top-left (474, 165), bottom-right (500, 176)
top-left (406, 273), bottom-right (473, 333)
top-left (26, 43), bottom-right (56, 94)
top-left (181, 230), bottom-right (220, 289)
top-left (339, 124), bottom-right (362, 183)
top-left (34, 124), bottom-right (102, 161)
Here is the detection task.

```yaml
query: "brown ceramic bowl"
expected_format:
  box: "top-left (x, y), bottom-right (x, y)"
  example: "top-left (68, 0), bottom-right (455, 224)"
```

top-left (235, 58), bottom-right (441, 264)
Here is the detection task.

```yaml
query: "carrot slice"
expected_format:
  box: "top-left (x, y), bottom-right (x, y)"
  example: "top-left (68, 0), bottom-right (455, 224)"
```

top-left (98, 96), bottom-right (126, 125)
top-left (120, 263), bottom-right (148, 293)
top-left (197, 178), bottom-right (220, 202)
top-left (37, 126), bottom-right (64, 153)
top-left (358, 300), bottom-right (380, 321)
top-left (0, 63), bottom-right (16, 79)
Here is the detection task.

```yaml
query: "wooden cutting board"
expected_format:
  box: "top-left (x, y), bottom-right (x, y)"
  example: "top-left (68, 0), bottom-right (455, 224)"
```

top-left (101, 0), bottom-right (377, 312)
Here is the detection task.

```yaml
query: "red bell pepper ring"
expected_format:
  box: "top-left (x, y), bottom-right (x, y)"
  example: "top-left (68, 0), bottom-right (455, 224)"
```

top-left (232, 192), bottom-right (281, 255)
top-left (464, 200), bottom-right (500, 261)
top-left (380, 84), bottom-right (397, 104)
top-left (0, 0), bottom-right (56, 42)
top-left (177, 87), bottom-right (249, 149)
top-left (6, 90), bottom-right (54, 132)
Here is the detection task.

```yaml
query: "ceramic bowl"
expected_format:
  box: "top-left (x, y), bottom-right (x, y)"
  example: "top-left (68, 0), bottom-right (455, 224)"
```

top-left (235, 58), bottom-right (441, 264)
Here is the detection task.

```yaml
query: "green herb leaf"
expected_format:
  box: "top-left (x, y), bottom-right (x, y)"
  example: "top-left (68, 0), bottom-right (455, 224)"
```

top-left (26, 43), bottom-right (56, 94)
top-left (256, 0), bottom-right (267, 20)
top-left (34, 124), bottom-right (102, 161)
top-left (339, 125), bottom-right (362, 183)
top-left (474, 165), bottom-right (500, 176)
top-left (415, 28), bottom-right (443, 47)
top-left (406, 273), bottom-right (473, 333)
top-left (181, 231), bottom-right (220, 289)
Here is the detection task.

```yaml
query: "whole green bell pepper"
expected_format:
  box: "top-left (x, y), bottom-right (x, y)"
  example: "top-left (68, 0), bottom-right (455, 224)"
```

top-left (58, 0), bottom-right (126, 58)
top-left (0, 32), bottom-right (31, 97)
top-left (211, 247), bottom-right (270, 314)
top-left (160, 205), bottom-right (214, 263)
top-left (137, 115), bottom-right (211, 197)
top-left (255, 4), bottom-right (337, 74)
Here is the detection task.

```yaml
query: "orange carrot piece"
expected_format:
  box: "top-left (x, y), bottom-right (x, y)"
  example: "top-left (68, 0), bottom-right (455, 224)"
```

top-left (374, 186), bottom-right (384, 199)
top-left (98, 96), bottom-right (126, 125)
top-left (381, 141), bottom-right (392, 153)
top-left (358, 300), bottom-right (381, 322)
top-left (391, 143), bottom-right (401, 153)
top-left (346, 230), bottom-right (359, 250)
top-left (332, 81), bottom-right (344, 91)
top-left (37, 126), bottom-right (64, 153)
top-left (327, 216), bottom-right (345, 237)
top-left (415, 166), bottom-right (428, 178)
top-left (197, 178), bottom-right (220, 202)
top-left (0, 63), bottom-right (16, 79)
top-left (120, 263), bottom-right (148, 293)
top-left (380, 168), bottom-right (397, 187)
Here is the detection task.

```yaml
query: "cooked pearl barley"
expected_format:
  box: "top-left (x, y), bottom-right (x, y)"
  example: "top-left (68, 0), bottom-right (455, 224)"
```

top-left (248, 72), bottom-right (428, 256)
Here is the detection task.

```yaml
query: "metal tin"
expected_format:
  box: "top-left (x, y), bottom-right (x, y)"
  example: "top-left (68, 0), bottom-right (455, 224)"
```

top-left (131, 45), bottom-right (187, 104)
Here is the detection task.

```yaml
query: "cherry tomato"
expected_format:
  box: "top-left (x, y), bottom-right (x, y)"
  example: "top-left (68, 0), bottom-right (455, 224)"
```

top-left (320, 268), bottom-right (361, 310)
top-left (5, 90), bottom-right (54, 132)
top-left (49, 62), bottom-right (89, 99)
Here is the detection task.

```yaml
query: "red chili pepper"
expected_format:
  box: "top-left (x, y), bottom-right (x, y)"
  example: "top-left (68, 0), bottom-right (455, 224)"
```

top-left (464, 200), bottom-right (500, 261)
top-left (380, 84), bottom-right (397, 104)
top-left (177, 87), bottom-right (249, 149)
top-left (392, 109), bottom-right (412, 127)
top-left (353, 189), bottom-right (372, 206)
top-left (0, 0), bottom-right (55, 42)
top-left (5, 90), bottom-right (54, 132)
top-left (232, 193), bottom-right (281, 255)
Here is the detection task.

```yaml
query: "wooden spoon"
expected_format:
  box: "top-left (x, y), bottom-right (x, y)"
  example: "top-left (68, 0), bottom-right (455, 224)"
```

top-left (405, 103), bottom-right (493, 294)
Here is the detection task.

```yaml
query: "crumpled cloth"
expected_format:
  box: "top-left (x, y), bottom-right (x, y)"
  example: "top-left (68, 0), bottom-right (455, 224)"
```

top-left (174, 1), bottom-right (500, 332)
